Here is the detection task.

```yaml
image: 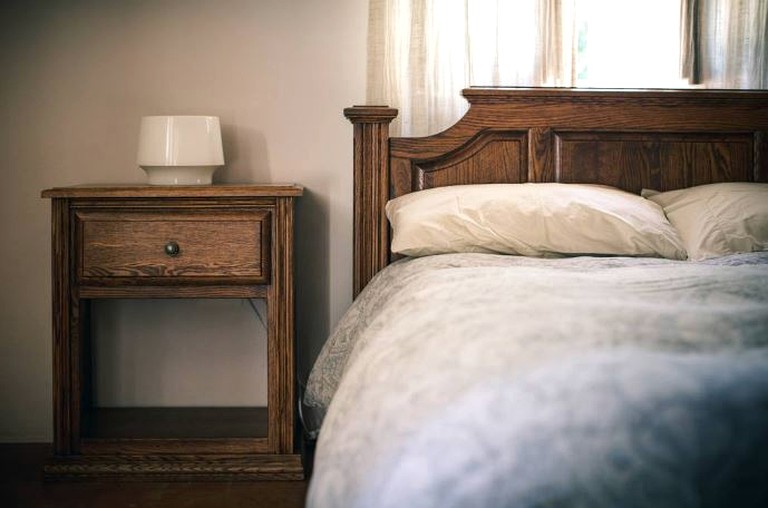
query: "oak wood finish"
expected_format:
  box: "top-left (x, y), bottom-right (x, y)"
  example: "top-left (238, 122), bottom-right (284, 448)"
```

top-left (347, 88), bottom-right (768, 293)
top-left (41, 184), bottom-right (304, 199)
top-left (2, 444), bottom-right (308, 507)
top-left (77, 210), bottom-right (270, 282)
top-left (41, 454), bottom-right (305, 482)
top-left (343, 106), bottom-right (398, 297)
top-left (41, 185), bottom-right (304, 481)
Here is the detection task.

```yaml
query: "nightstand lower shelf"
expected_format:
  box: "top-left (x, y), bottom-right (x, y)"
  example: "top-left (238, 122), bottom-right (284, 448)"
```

top-left (83, 407), bottom-right (269, 439)
top-left (43, 453), bottom-right (304, 482)
top-left (46, 406), bottom-right (303, 482)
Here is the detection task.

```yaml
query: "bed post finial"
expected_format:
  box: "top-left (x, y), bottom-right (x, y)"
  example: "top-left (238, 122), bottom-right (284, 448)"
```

top-left (344, 106), bottom-right (398, 298)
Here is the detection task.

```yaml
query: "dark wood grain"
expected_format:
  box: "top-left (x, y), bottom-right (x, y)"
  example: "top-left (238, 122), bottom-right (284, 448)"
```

top-left (347, 88), bottom-right (768, 291)
top-left (50, 199), bottom-right (72, 456)
top-left (41, 184), bottom-right (304, 199)
top-left (266, 196), bottom-right (297, 454)
top-left (343, 107), bottom-right (398, 297)
top-left (555, 132), bottom-right (754, 192)
top-left (78, 437), bottom-right (271, 456)
top-left (2, 443), bottom-right (308, 507)
top-left (41, 185), bottom-right (303, 481)
top-left (77, 285), bottom-right (268, 299)
top-left (43, 453), bottom-right (304, 482)
top-left (392, 131), bottom-right (528, 195)
top-left (77, 210), bottom-right (270, 282)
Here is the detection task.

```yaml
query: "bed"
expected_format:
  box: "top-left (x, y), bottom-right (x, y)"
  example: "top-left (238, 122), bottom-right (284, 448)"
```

top-left (304, 88), bottom-right (768, 507)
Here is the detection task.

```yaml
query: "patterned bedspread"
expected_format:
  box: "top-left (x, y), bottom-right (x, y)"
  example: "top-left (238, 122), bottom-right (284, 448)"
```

top-left (305, 253), bottom-right (768, 508)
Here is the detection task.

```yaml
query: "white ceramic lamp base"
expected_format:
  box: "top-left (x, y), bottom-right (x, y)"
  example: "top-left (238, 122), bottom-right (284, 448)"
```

top-left (142, 165), bottom-right (219, 185)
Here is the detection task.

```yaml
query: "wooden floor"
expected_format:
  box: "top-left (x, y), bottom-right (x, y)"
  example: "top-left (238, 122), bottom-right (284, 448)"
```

top-left (0, 444), bottom-right (308, 508)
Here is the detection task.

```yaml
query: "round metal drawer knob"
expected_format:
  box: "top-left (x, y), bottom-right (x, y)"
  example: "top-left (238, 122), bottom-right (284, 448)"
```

top-left (164, 241), bottom-right (180, 257)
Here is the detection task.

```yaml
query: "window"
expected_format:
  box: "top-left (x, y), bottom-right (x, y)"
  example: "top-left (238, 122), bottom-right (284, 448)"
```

top-left (368, 0), bottom-right (766, 135)
top-left (570, 0), bottom-right (684, 88)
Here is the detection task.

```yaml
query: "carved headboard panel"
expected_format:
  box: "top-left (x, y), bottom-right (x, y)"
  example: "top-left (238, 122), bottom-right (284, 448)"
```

top-left (345, 88), bottom-right (768, 296)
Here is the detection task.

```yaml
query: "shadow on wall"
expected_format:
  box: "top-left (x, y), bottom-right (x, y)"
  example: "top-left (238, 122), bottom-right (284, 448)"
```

top-left (294, 189), bottom-right (330, 384)
top-left (214, 121), bottom-right (333, 392)
top-left (218, 124), bottom-right (271, 184)
top-left (221, 121), bottom-right (332, 384)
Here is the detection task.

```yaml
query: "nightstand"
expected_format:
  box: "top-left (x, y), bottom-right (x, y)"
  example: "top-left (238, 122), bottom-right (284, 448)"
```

top-left (41, 184), bottom-right (304, 480)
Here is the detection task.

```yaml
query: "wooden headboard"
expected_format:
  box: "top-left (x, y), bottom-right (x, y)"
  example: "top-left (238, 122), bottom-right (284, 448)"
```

top-left (345, 87), bottom-right (768, 296)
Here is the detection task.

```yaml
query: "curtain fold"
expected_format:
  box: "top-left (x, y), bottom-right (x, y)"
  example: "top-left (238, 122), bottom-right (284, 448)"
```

top-left (695, 0), bottom-right (767, 88)
top-left (680, 0), bottom-right (702, 84)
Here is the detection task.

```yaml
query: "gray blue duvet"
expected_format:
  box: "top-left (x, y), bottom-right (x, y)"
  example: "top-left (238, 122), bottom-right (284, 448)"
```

top-left (304, 253), bottom-right (768, 508)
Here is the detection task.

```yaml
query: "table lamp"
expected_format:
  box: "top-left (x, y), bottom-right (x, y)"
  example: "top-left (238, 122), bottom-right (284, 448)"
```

top-left (137, 115), bottom-right (224, 185)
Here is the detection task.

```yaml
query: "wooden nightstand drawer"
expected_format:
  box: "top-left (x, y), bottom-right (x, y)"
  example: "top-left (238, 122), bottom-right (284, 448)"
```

top-left (76, 210), bottom-right (271, 283)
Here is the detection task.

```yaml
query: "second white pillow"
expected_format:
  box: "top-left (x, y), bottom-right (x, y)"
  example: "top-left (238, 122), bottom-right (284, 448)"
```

top-left (645, 182), bottom-right (768, 260)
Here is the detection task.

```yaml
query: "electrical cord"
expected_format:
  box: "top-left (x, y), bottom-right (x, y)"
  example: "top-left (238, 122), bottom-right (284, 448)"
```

top-left (246, 299), bottom-right (319, 440)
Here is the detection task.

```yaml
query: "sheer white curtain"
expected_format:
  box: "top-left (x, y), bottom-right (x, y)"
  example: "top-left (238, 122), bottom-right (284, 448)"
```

top-left (367, 0), bottom-right (569, 136)
top-left (695, 0), bottom-right (767, 88)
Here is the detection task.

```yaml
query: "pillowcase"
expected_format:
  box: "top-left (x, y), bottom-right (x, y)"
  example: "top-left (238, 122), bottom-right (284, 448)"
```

top-left (644, 182), bottom-right (768, 261)
top-left (386, 183), bottom-right (687, 259)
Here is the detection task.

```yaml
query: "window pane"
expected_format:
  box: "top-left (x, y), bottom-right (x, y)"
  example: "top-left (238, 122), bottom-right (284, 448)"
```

top-left (468, 0), bottom-right (539, 85)
top-left (574, 0), bottom-right (685, 88)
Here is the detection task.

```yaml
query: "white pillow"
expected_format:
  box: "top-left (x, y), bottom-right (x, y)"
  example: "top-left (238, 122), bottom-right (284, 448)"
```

top-left (644, 182), bottom-right (768, 261)
top-left (386, 183), bottom-right (687, 259)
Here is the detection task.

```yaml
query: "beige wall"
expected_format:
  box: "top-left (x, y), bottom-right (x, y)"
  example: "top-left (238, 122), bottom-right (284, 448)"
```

top-left (0, 0), bottom-right (367, 441)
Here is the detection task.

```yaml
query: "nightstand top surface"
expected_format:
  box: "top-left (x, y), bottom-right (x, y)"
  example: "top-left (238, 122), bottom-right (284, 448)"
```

top-left (41, 183), bottom-right (303, 199)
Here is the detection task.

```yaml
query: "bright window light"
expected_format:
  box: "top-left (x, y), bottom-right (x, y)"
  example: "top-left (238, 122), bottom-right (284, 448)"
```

top-left (573, 0), bottom-right (685, 88)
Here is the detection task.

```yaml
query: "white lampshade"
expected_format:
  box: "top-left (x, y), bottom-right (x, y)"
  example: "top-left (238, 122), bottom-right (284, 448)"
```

top-left (137, 115), bottom-right (224, 185)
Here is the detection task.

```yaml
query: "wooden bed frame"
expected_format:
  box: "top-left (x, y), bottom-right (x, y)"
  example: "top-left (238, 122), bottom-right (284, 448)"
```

top-left (345, 87), bottom-right (768, 296)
